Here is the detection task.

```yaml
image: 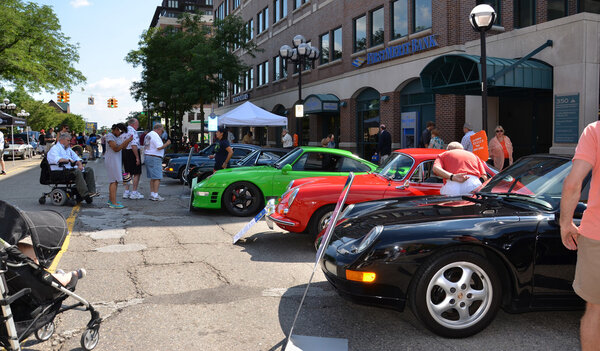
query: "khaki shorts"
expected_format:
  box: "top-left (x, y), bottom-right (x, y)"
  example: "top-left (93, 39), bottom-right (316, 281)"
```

top-left (573, 235), bottom-right (600, 305)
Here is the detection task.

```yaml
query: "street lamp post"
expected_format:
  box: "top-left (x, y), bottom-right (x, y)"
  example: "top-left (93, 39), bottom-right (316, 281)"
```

top-left (0, 99), bottom-right (20, 163)
top-left (469, 4), bottom-right (496, 135)
top-left (279, 35), bottom-right (320, 144)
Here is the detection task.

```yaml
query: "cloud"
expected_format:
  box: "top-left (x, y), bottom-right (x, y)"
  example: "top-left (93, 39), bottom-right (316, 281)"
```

top-left (70, 0), bottom-right (92, 8)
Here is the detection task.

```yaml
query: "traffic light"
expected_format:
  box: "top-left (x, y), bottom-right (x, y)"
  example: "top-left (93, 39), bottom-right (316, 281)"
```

top-left (65, 92), bottom-right (70, 103)
top-left (107, 98), bottom-right (112, 108)
top-left (113, 98), bottom-right (118, 108)
top-left (57, 91), bottom-right (65, 102)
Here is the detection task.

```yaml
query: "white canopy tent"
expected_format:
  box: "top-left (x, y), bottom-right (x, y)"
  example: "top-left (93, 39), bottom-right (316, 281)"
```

top-left (217, 101), bottom-right (288, 127)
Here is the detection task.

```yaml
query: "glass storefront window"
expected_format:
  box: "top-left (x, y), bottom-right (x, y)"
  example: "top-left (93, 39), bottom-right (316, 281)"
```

top-left (578, 0), bottom-right (600, 14)
top-left (413, 0), bottom-right (432, 32)
top-left (370, 7), bottom-right (384, 47)
top-left (356, 88), bottom-right (380, 158)
top-left (392, 0), bottom-right (408, 39)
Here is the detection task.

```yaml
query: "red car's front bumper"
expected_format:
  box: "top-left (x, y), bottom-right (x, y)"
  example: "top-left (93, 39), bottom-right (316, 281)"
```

top-left (268, 212), bottom-right (305, 232)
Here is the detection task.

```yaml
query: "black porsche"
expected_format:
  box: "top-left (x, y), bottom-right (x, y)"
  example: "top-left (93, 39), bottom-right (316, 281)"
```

top-left (321, 154), bottom-right (590, 338)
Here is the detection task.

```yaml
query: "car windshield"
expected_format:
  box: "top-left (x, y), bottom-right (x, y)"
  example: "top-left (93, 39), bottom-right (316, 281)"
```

top-left (479, 156), bottom-right (572, 210)
top-left (376, 152), bottom-right (414, 180)
top-left (274, 148), bottom-right (303, 169)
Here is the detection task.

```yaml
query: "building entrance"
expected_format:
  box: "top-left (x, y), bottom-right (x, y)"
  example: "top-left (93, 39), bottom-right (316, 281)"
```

top-left (499, 91), bottom-right (553, 159)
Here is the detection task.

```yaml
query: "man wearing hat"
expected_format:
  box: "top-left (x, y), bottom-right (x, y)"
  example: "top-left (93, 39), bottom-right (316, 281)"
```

top-left (209, 126), bottom-right (233, 172)
top-left (461, 123), bottom-right (475, 152)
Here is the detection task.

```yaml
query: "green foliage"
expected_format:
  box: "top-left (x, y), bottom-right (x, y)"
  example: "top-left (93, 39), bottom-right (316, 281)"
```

top-left (126, 14), bottom-right (259, 137)
top-left (0, 0), bottom-right (86, 92)
top-left (58, 114), bottom-right (86, 133)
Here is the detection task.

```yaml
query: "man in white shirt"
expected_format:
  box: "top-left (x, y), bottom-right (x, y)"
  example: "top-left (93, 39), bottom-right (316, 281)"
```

top-left (47, 133), bottom-right (98, 201)
top-left (0, 130), bottom-right (6, 175)
top-left (281, 129), bottom-right (293, 148)
top-left (461, 123), bottom-right (475, 152)
top-left (144, 123), bottom-right (171, 201)
top-left (122, 118), bottom-right (144, 199)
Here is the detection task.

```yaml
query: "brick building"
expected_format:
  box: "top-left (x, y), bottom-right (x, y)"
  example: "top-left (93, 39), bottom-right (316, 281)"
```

top-left (214, 0), bottom-right (599, 158)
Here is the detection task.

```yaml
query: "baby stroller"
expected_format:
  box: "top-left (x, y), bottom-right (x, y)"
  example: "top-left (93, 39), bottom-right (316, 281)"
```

top-left (0, 200), bottom-right (101, 350)
top-left (38, 156), bottom-right (93, 206)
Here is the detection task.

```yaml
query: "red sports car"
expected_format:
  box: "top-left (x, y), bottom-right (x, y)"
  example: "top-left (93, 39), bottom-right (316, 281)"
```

top-left (267, 148), bottom-right (497, 237)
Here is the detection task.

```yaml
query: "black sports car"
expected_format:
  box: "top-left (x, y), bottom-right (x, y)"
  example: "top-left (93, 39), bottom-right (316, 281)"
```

top-left (321, 154), bottom-right (590, 338)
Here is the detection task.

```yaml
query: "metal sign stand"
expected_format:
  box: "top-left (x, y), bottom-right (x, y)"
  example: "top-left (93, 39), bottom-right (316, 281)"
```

top-left (283, 174), bottom-right (354, 351)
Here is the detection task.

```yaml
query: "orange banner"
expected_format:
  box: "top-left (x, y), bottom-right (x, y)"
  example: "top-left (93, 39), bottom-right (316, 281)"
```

top-left (470, 130), bottom-right (489, 162)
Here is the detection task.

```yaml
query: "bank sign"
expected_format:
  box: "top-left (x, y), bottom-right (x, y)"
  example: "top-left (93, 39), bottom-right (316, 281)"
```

top-left (352, 34), bottom-right (438, 68)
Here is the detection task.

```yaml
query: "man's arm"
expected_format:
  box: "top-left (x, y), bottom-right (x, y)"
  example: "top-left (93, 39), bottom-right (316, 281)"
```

top-left (560, 159), bottom-right (593, 250)
top-left (223, 146), bottom-right (234, 168)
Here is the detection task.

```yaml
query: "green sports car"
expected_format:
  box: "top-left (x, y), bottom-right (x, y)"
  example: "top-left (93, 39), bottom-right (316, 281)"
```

top-left (190, 146), bottom-right (377, 216)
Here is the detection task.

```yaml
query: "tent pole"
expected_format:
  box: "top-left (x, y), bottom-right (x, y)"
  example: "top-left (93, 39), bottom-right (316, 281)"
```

top-left (11, 125), bottom-right (14, 167)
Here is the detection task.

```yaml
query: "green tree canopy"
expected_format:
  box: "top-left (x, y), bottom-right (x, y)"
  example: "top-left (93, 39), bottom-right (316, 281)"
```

top-left (0, 0), bottom-right (86, 92)
top-left (126, 13), bottom-right (258, 144)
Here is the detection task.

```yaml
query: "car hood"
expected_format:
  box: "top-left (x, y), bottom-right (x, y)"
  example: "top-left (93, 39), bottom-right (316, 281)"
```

top-left (333, 195), bottom-right (524, 241)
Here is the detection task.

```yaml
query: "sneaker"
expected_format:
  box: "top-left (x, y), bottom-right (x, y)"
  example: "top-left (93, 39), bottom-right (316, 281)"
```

top-left (149, 195), bottom-right (165, 201)
top-left (0, 171), bottom-right (6, 175)
top-left (122, 191), bottom-right (130, 199)
top-left (108, 201), bottom-right (125, 209)
top-left (106, 201), bottom-right (122, 205)
top-left (130, 192), bottom-right (144, 199)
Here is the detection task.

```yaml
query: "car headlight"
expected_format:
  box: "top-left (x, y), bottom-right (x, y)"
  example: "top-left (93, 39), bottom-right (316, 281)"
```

top-left (195, 191), bottom-right (209, 196)
top-left (355, 225), bottom-right (384, 253)
top-left (285, 180), bottom-right (295, 192)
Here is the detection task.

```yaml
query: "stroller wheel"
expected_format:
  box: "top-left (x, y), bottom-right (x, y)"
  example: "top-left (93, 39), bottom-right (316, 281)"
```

top-left (35, 321), bottom-right (55, 341)
top-left (50, 189), bottom-right (67, 206)
top-left (38, 196), bottom-right (46, 205)
top-left (81, 326), bottom-right (100, 350)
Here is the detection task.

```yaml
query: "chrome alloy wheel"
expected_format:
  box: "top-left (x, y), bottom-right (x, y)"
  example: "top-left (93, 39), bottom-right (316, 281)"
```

top-left (426, 261), bottom-right (492, 330)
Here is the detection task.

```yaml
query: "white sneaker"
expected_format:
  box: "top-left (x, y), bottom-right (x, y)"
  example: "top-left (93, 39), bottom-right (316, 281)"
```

top-left (122, 191), bottom-right (130, 199)
top-left (149, 195), bottom-right (165, 201)
top-left (130, 192), bottom-right (144, 199)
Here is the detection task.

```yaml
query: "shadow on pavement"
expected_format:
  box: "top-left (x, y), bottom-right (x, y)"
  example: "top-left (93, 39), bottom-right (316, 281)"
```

top-left (236, 231), bottom-right (316, 263)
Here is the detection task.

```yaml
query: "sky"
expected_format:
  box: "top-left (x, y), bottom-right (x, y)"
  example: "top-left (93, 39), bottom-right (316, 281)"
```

top-left (32, 0), bottom-right (160, 129)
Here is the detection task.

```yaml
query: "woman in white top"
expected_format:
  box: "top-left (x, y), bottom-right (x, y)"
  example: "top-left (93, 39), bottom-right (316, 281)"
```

top-left (0, 130), bottom-right (5, 175)
top-left (144, 123), bottom-right (171, 201)
top-left (105, 123), bottom-right (132, 208)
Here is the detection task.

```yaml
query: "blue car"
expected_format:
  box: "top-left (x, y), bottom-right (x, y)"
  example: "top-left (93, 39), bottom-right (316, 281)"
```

top-left (163, 143), bottom-right (260, 183)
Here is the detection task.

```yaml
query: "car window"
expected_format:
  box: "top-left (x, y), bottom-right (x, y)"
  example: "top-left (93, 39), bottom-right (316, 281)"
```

top-left (410, 160), bottom-right (443, 183)
top-left (292, 152), bottom-right (339, 172)
top-left (232, 147), bottom-right (252, 159)
top-left (338, 157), bottom-right (371, 172)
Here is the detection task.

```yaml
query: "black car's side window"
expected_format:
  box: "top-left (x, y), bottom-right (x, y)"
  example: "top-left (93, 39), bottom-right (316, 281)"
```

top-left (232, 147), bottom-right (252, 159)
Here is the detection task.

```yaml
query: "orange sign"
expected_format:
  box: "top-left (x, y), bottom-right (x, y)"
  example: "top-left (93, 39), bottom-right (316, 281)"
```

top-left (470, 130), bottom-right (489, 162)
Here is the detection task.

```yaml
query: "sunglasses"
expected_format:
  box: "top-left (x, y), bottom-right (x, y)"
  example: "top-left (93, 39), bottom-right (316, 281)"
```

top-left (495, 130), bottom-right (503, 133)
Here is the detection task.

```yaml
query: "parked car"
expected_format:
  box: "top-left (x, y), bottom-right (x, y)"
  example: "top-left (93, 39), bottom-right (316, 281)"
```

top-left (320, 154), bottom-right (589, 338)
top-left (164, 143), bottom-right (260, 183)
top-left (3, 137), bottom-right (35, 159)
top-left (268, 149), bottom-right (498, 237)
top-left (186, 147), bottom-right (289, 185)
top-left (14, 133), bottom-right (38, 153)
top-left (190, 146), bottom-right (378, 216)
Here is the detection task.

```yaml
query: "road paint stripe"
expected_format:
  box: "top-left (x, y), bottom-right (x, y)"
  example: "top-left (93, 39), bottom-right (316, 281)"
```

top-left (49, 204), bottom-right (80, 272)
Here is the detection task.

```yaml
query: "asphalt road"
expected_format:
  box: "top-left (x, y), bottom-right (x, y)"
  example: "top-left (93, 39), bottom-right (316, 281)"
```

top-left (0, 156), bottom-right (584, 351)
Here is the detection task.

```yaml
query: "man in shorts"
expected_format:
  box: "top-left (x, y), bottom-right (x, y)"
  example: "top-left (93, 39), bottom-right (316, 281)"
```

top-left (432, 142), bottom-right (488, 196)
top-left (122, 118), bottom-right (143, 199)
top-left (561, 120), bottom-right (600, 350)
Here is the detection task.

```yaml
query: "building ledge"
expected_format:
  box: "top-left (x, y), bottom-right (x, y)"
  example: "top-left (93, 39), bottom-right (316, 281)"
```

top-left (317, 59), bottom-right (343, 70)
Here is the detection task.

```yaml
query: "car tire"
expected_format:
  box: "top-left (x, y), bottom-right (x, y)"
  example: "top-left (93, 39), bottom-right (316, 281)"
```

top-left (408, 249), bottom-right (502, 338)
top-left (223, 181), bottom-right (263, 216)
top-left (308, 204), bottom-right (335, 238)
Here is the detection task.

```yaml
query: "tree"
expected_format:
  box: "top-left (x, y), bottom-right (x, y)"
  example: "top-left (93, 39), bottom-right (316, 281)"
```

top-left (58, 114), bottom-right (86, 133)
top-left (126, 13), bottom-right (258, 147)
top-left (0, 0), bottom-right (86, 92)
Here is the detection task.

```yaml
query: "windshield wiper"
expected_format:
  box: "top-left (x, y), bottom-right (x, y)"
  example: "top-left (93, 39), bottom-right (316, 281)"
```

top-left (494, 193), bottom-right (553, 210)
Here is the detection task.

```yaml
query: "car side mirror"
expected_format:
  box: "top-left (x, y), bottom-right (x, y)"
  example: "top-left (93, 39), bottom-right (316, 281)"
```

top-left (282, 164), bottom-right (292, 175)
top-left (395, 179), bottom-right (410, 190)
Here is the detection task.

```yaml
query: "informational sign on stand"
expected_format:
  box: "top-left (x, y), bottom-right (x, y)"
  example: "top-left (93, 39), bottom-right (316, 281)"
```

top-left (470, 130), bottom-right (489, 163)
top-left (283, 173), bottom-right (354, 351)
top-left (232, 200), bottom-right (276, 244)
top-left (208, 113), bottom-right (218, 132)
